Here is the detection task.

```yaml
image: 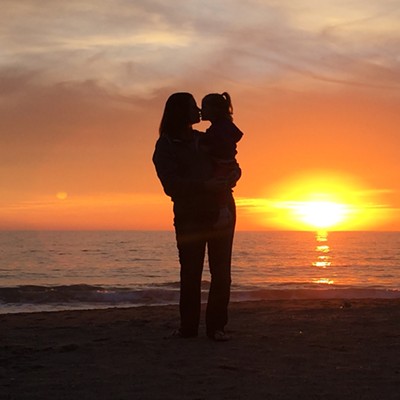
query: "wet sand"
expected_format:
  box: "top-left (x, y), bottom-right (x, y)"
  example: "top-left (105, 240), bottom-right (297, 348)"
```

top-left (1, 299), bottom-right (400, 399)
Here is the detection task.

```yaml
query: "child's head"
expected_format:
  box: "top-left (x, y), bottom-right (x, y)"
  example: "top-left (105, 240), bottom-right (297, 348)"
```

top-left (201, 92), bottom-right (233, 122)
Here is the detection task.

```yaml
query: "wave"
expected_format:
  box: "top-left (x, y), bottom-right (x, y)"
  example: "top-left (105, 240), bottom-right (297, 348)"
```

top-left (0, 284), bottom-right (399, 314)
top-left (231, 287), bottom-right (400, 301)
top-left (0, 284), bottom-right (180, 307)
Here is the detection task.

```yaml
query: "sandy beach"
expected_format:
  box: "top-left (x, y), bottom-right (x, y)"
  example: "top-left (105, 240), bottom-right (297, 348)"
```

top-left (1, 299), bottom-right (399, 399)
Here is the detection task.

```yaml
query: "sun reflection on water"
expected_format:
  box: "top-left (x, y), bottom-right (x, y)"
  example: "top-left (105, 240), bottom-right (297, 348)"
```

top-left (312, 278), bottom-right (334, 285)
top-left (312, 231), bottom-right (335, 285)
top-left (313, 231), bottom-right (331, 268)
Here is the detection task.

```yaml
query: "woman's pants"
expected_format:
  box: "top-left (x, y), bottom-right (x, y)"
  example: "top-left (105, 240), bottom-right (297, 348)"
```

top-left (175, 214), bottom-right (235, 337)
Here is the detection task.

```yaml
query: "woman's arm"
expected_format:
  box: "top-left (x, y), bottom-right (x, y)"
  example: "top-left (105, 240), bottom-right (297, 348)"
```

top-left (152, 137), bottom-right (205, 198)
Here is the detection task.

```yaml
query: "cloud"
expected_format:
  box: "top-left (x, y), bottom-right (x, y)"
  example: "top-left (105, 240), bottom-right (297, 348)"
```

top-left (0, 192), bottom-right (172, 230)
top-left (1, 0), bottom-right (400, 229)
top-left (1, 0), bottom-right (399, 97)
top-left (0, 68), bottom-right (138, 138)
top-left (0, 1), bottom-right (198, 96)
top-left (0, 66), bottom-right (167, 198)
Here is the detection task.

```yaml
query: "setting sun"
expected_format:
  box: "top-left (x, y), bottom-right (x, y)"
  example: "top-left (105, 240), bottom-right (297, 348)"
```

top-left (290, 200), bottom-right (348, 229)
top-left (237, 171), bottom-right (394, 231)
top-left (272, 198), bottom-right (352, 231)
top-left (265, 172), bottom-right (394, 231)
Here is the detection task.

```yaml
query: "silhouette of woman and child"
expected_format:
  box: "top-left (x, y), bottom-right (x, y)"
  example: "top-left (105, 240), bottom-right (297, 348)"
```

top-left (153, 92), bottom-right (243, 341)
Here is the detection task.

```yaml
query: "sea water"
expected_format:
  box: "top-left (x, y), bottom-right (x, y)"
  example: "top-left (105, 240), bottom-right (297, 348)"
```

top-left (0, 230), bottom-right (399, 313)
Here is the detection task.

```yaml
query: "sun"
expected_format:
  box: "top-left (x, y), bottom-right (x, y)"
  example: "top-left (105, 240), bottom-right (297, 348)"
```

top-left (264, 172), bottom-right (370, 231)
top-left (291, 200), bottom-right (348, 229)
top-left (238, 171), bottom-right (393, 231)
top-left (272, 198), bottom-right (351, 230)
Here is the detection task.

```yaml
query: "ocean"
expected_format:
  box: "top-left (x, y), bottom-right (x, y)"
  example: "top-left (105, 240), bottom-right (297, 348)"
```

top-left (1, 230), bottom-right (399, 314)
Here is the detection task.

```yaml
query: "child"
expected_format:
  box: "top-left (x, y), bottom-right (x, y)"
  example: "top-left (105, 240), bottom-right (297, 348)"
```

top-left (201, 92), bottom-right (243, 229)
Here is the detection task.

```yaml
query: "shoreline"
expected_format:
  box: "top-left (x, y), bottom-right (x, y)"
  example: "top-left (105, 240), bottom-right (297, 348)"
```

top-left (1, 298), bottom-right (400, 399)
top-left (1, 285), bottom-right (400, 315)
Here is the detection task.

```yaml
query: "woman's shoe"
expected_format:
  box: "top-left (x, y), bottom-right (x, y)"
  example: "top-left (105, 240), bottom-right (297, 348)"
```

top-left (208, 330), bottom-right (231, 342)
top-left (171, 329), bottom-right (198, 338)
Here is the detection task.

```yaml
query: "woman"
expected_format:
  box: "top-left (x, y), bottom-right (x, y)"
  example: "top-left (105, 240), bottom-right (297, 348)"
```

top-left (152, 92), bottom-right (240, 341)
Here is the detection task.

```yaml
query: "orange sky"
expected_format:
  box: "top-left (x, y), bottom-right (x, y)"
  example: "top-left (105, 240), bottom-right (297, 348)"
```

top-left (1, 1), bottom-right (400, 231)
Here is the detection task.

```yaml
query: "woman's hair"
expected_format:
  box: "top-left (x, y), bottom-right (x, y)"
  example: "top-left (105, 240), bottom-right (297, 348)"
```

top-left (202, 92), bottom-right (233, 121)
top-left (159, 92), bottom-right (195, 138)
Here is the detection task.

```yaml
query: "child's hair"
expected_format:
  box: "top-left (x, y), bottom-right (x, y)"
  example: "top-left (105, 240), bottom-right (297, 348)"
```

top-left (202, 92), bottom-right (233, 121)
